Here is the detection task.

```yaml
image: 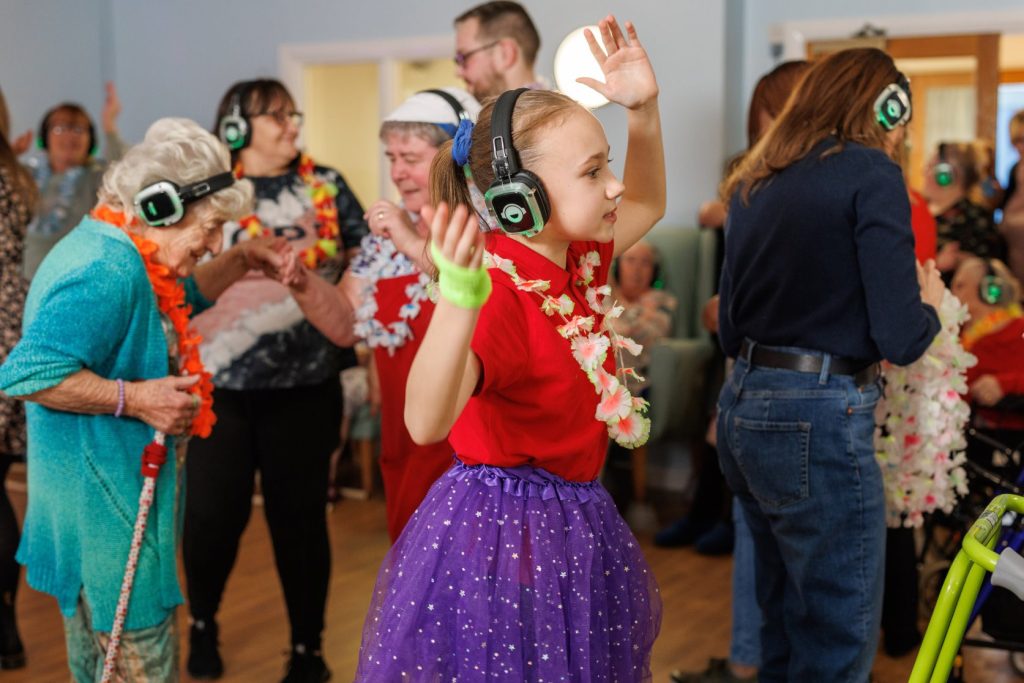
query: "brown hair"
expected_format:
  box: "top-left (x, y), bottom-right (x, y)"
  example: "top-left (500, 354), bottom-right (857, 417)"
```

top-left (1010, 109), bottom-right (1024, 141)
top-left (213, 79), bottom-right (294, 159)
top-left (936, 141), bottom-right (981, 192)
top-left (747, 60), bottom-right (810, 148)
top-left (0, 87), bottom-right (38, 210)
top-left (429, 89), bottom-right (580, 211)
top-left (722, 48), bottom-right (904, 205)
top-left (455, 1), bottom-right (541, 67)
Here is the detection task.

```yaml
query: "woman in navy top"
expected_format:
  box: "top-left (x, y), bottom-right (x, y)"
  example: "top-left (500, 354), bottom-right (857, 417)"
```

top-left (715, 48), bottom-right (944, 683)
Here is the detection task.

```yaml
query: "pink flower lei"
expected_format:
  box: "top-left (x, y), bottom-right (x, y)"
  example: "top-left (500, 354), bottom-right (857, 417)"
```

top-left (485, 249), bottom-right (652, 448)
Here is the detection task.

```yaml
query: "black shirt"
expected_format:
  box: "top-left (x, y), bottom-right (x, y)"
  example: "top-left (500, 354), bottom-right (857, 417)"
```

top-left (719, 138), bottom-right (939, 366)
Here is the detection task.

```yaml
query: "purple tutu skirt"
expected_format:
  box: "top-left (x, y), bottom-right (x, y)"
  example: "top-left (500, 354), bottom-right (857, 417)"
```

top-left (355, 459), bottom-right (661, 682)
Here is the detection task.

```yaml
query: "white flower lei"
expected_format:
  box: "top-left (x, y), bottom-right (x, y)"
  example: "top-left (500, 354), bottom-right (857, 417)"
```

top-left (874, 289), bottom-right (978, 528)
top-left (352, 235), bottom-right (432, 356)
top-left (484, 249), bottom-right (652, 448)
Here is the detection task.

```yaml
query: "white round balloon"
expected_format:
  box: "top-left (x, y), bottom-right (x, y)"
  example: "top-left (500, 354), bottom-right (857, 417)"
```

top-left (554, 26), bottom-right (609, 110)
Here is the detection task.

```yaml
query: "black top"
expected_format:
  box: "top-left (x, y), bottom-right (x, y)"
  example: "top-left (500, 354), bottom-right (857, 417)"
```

top-left (718, 138), bottom-right (940, 366)
top-left (935, 196), bottom-right (1004, 263)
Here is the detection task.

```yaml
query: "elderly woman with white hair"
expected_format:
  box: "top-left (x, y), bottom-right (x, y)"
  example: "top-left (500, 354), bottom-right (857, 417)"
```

top-left (0, 117), bottom-right (284, 682)
top-left (284, 87), bottom-right (480, 542)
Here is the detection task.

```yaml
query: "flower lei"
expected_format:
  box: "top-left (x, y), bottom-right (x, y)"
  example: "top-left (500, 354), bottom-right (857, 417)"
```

top-left (484, 249), bottom-right (651, 448)
top-left (234, 154), bottom-right (340, 269)
top-left (961, 303), bottom-right (1023, 351)
top-left (90, 205), bottom-right (216, 437)
top-left (352, 236), bottom-right (432, 355)
top-left (873, 289), bottom-right (977, 528)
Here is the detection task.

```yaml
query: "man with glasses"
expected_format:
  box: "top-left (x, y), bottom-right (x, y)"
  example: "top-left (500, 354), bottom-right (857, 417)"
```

top-left (454, 1), bottom-right (545, 100)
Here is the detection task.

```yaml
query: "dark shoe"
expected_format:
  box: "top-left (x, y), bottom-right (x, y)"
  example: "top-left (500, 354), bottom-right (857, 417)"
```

top-left (0, 592), bottom-right (24, 670)
top-left (670, 657), bottom-right (756, 682)
top-left (695, 520), bottom-right (735, 556)
top-left (281, 645), bottom-right (331, 683)
top-left (188, 619), bottom-right (224, 680)
top-left (654, 516), bottom-right (714, 547)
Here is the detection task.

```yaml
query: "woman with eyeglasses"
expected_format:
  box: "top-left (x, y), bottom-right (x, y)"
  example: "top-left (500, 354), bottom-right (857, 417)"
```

top-left (17, 83), bottom-right (126, 279)
top-left (182, 79), bottom-right (367, 683)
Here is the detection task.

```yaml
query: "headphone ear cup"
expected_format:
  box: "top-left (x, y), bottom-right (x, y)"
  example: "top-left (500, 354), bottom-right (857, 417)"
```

top-left (219, 115), bottom-right (250, 151)
top-left (515, 169), bottom-right (550, 223)
top-left (934, 162), bottom-right (956, 187)
top-left (650, 261), bottom-right (662, 289)
top-left (979, 274), bottom-right (1006, 306)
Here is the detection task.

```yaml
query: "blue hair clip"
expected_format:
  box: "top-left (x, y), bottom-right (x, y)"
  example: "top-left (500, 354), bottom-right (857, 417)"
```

top-left (452, 118), bottom-right (474, 166)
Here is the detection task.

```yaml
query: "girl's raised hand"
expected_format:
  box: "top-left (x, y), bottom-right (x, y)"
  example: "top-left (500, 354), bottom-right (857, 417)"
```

top-left (424, 202), bottom-right (485, 271)
top-left (577, 16), bottom-right (659, 110)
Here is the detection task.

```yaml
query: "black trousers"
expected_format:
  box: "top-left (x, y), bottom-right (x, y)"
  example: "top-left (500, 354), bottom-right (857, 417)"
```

top-left (183, 380), bottom-right (341, 649)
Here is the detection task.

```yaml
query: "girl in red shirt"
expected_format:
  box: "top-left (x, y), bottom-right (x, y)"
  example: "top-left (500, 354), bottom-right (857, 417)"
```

top-left (354, 16), bottom-right (664, 682)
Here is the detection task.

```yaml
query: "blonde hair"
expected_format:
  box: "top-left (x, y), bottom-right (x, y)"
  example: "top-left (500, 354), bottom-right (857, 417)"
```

top-left (429, 90), bottom-right (581, 210)
top-left (99, 117), bottom-right (252, 222)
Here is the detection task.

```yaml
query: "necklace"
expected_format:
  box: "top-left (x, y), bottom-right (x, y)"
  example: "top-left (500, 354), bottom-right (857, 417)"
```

top-left (90, 205), bottom-right (216, 437)
top-left (484, 249), bottom-right (651, 448)
top-left (962, 304), bottom-right (1023, 351)
top-left (351, 234), bottom-right (431, 355)
top-left (234, 154), bottom-right (340, 269)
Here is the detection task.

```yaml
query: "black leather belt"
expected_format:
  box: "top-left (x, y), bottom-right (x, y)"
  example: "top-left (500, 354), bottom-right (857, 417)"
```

top-left (740, 340), bottom-right (880, 386)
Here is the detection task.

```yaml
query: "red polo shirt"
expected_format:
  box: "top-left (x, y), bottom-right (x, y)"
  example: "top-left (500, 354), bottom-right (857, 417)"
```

top-left (449, 233), bottom-right (616, 482)
top-left (965, 316), bottom-right (1024, 430)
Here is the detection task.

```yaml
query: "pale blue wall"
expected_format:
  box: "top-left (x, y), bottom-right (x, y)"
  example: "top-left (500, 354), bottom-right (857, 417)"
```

top-left (0, 0), bottom-right (113, 145)
top-left (103, 0), bottom-right (725, 227)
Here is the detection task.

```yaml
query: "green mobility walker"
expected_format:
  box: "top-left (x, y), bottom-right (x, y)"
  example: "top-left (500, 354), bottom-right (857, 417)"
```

top-left (910, 494), bottom-right (1024, 682)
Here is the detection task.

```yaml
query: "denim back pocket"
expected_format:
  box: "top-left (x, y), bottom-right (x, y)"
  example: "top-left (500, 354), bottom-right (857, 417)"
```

top-left (731, 417), bottom-right (811, 510)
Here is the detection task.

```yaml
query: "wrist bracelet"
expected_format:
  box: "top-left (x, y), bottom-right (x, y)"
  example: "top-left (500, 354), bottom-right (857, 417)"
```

top-left (429, 241), bottom-right (492, 309)
top-left (114, 379), bottom-right (126, 418)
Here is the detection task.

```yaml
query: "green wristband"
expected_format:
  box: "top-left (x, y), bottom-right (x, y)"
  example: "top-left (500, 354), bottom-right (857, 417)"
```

top-left (430, 240), bottom-right (492, 309)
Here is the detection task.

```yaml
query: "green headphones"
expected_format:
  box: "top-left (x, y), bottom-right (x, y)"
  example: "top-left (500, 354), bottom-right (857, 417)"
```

top-left (934, 143), bottom-right (956, 188)
top-left (979, 260), bottom-right (1009, 306)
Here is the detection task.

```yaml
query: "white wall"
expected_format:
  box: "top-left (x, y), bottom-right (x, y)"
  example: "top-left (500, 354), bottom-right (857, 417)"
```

top-left (0, 0), bottom-right (112, 143)
top-left (103, 0), bottom-right (724, 227)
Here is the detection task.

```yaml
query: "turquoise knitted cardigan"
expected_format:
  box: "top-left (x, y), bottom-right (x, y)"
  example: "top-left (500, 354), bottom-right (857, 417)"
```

top-left (0, 217), bottom-right (212, 631)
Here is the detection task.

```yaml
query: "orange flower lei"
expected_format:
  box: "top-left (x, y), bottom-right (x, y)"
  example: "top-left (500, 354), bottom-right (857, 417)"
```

top-left (962, 303), bottom-right (1023, 351)
top-left (90, 205), bottom-right (216, 437)
top-left (234, 154), bottom-right (340, 269)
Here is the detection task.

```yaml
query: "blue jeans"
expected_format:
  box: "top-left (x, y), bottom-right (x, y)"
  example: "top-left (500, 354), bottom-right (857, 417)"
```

top-left (730, 497), bottom-right (762, 668)
top-left (716, 347), bottom-right (885, 683)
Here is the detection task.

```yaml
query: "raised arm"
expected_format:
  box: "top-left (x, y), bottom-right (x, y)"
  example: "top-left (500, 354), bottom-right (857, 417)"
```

top-left (578, 16), bottom-right (665, 257)
top-left (405, 203), bottom-right (484, 445)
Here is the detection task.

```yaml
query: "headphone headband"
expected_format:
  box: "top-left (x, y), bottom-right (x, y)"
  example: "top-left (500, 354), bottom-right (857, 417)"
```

top-left (490, 88), bottom-right (527, 182)
top-left (483, 88), bottom-right (550, 237)
top-left (419, 89), bottom-right (469, 123)
top-left (134, 171), bottom-right (236, 227)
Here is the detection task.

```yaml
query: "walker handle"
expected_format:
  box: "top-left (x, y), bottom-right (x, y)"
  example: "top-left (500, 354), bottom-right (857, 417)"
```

top-left (992, 547), bottom-right (1024, 602)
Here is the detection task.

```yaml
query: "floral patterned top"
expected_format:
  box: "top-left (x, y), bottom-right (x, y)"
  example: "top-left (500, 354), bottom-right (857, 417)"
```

top-left (0, 167), bottom-right (29, 455)
top-left (935, 197), bottom-right (1005, 263)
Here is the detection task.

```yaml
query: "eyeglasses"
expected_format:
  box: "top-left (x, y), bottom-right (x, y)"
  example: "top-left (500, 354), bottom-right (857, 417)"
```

top-left (454, 40), bottom-right (500, 68)
top-left (256, 110), bottom-right (304, 127)
top-left (50, 124), bottom-right (89, 136)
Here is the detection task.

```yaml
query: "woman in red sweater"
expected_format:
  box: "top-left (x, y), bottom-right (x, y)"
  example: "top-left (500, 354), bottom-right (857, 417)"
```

top-left (951, 257), bottom-right (1024, 436)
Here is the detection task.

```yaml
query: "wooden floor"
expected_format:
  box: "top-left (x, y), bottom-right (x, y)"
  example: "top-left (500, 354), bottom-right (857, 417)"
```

top-left (1, 485), bottom-right (1021, 682)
